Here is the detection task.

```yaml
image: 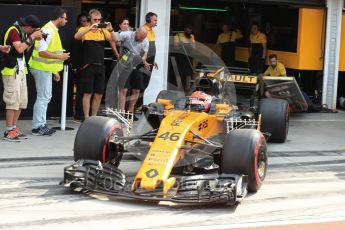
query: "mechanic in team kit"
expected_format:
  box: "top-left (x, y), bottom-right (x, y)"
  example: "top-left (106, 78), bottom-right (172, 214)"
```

top-left (116, 27), bottom-right (150, 116)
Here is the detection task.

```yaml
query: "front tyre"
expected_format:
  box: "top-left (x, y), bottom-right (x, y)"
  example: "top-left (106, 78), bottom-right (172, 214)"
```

top-left (221, 129), bottom-right (267, 192)
top-left (74, 116), bottom-right (124, 163)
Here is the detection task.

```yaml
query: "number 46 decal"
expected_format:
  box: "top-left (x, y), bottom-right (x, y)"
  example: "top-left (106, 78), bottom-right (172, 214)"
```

top-left (158, 132), bottom-right (181, 141)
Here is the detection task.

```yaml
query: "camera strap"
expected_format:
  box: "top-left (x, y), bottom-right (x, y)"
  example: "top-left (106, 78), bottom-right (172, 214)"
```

top-left (13, 22), bottom-right (26, 44)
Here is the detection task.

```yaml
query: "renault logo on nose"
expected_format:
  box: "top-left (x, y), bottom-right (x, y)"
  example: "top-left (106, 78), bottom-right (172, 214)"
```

top-left (146, 169), bottom-right (159, 178)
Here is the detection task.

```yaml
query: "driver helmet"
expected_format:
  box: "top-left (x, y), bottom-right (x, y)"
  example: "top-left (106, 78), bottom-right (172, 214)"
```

top-left (188, 91), bottom-right (212, 112)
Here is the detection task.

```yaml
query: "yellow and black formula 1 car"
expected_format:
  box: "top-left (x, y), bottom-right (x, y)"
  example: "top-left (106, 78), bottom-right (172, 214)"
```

top-left (64, 67), bottom-right (289, 204)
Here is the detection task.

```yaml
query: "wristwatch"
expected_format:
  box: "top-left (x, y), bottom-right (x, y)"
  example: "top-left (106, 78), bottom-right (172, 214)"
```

top-left (24, 40), bottom-right (32, 46)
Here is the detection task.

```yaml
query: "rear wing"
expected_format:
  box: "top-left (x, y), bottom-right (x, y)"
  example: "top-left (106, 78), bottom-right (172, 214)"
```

top-left (195, 66), bottom-right (258, 85)
top-left (194, 66), bottom-right (258, 99)
top-left (262, 76), bottom-right (308, 112)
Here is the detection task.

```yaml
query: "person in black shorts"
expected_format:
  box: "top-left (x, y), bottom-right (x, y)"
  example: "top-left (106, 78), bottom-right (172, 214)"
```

top-left (74, 9), bottom-right (117, 119)
top-left (116, 27), bottom-right (150, 113)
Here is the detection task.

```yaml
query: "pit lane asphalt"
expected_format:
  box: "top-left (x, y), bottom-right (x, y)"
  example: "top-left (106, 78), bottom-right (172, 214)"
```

top-left (0, 111), bottom-right (344, 229)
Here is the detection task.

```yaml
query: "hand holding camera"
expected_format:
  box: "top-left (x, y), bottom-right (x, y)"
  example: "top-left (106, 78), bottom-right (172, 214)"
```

top-left (89, 23), bottom-right (99, 31)
top-left (31, 29), bottom-right (43, 41)
top-left (105, 22), bottom-right (114, 32)
top-left (41, 32), bottom-right (48, 40)
top-left (97, 22), bottom-right (113, 32)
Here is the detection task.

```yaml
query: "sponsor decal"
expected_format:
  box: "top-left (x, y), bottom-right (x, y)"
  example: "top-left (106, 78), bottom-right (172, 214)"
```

top-left (229, 75), bottom-right (257, 84)
top-left (145, 169), bottom-right (159, 178)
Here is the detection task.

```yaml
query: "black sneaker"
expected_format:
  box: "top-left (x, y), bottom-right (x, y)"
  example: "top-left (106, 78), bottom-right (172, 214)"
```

top-left (44, 125), bottom-right (56, 133)
top-left (32, 125), bottom-right (55, 136)
top-left (3, 130), bottom-right (20, 142)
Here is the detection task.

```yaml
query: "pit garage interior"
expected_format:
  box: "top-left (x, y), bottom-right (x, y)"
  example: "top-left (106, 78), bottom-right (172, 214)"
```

top-left (0, 0), bottom-right (344, 119)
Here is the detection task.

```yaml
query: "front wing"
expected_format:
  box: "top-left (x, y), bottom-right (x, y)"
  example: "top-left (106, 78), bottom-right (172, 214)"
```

top-left (63, 160), bottom-right (248, 204)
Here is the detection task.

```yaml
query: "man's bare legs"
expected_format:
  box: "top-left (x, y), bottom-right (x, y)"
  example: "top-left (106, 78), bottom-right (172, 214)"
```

top-left (91, 93), bottom-right (103, 116)
top-left (6, 109), bottom-right (21, 127)
top-left (119, 88), bottom-right (128, 111)
top-left (82, 93), bottom-right (92, 119)
top-left (128, 89), bottom-right (140, 113)
top-left (83, 93), bottom-right (103, 119)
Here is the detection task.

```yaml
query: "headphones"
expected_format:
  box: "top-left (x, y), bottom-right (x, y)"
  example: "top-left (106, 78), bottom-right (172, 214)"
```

top-left (145, 12), bottom-right (157, 23)
top-left (87, 9), bottom-right (101, 22)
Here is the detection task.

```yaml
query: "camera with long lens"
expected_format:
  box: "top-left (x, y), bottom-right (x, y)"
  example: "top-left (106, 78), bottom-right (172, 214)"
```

top-left (97, 23), bottom-right (107, 28)
top-left (42, 32), bottom-right (48, 40)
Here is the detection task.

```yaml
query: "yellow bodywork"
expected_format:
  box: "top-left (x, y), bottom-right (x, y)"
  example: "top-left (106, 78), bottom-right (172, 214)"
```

top-left (131, 103), bottom-right (231, 194)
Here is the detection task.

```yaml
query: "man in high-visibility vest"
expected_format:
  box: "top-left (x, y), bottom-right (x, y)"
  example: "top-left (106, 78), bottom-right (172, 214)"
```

top-left (29, 7), bottom-right (70, 136)
top-left (1, 15), bottom-right (43, 142)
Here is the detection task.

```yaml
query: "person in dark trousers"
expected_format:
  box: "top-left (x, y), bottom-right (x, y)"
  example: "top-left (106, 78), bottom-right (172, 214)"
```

top-left (74, 9), bottom-right (117, 120)
top-left (217, 24), bottom-right (242, 67)
top-left (248, 22), bottom-right (267, 75)
top-left (1, 15), bottom-right (43, 142)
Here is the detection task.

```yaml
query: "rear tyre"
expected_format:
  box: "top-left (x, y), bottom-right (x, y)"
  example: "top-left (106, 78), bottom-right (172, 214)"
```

top-left (221, 129), bottom-right (267, 192)
top-left (74, 116), bottom-right (124, 163)
top-left (259, 98), bottom-right (289, 143)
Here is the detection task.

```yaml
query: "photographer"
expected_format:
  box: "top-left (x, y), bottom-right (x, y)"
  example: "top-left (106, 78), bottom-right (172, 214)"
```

top-left (28, 7), bottom-right (70, 136)
top-left (74, 9), bottom-right (117, 120)
top-left (1, 14), bottom-right (42, 142)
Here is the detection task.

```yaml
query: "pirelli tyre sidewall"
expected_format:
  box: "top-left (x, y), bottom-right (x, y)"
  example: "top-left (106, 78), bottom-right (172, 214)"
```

top-left (259, 98), bottom-right (289, 143)
top-left (74, 116), bottom-right (124, 163)
top-left (221, 129), bottom-right (267, 193)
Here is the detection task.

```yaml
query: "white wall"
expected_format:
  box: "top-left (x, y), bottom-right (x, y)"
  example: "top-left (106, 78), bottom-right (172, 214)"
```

top-left (322, 0), bottom-right (343, 109)
top-left (140, 0), bottom-right (171, 104)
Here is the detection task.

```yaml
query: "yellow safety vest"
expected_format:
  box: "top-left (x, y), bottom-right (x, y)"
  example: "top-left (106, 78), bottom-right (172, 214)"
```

top-left (29, 22), bottom-right (64, 74)
top-left (1, 26), bottom-right (28, 76)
